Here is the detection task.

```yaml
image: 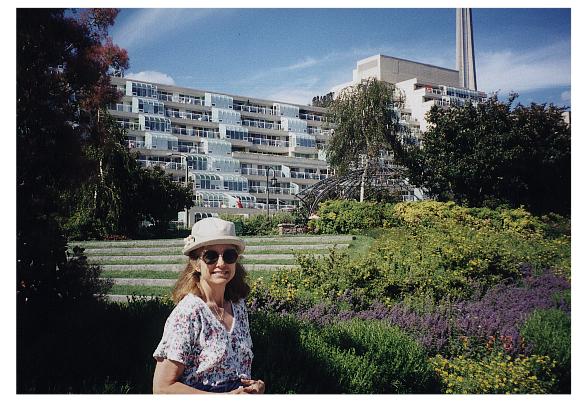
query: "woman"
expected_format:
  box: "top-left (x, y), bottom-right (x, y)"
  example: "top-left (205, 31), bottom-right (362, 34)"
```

top-left (152, 217), bottom-right (265, 394)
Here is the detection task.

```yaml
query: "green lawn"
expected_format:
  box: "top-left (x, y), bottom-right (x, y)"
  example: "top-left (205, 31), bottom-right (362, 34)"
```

top-left (108, 285), bottom-right (172, 297)
top-left (102, 270), bottom-right (180, 279)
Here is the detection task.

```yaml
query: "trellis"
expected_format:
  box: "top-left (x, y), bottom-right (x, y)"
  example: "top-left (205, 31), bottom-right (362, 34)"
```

top-left (294, 163), bottom-right (420, 217)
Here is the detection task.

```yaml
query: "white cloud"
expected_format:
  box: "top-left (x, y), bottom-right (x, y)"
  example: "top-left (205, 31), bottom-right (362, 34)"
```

top-left (477, 41), bottom-right (571, 94)
top-left (111, 9), bottom-right (218, 51)
top-left (126, 70), bottom-right (176, 85)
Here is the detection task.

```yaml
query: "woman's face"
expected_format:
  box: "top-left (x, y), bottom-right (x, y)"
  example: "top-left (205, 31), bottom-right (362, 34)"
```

top-left (195, 244), bottom-right (238, 286)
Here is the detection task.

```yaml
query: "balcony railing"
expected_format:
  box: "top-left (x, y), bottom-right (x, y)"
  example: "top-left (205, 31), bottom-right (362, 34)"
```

top-left (166, 109), bottom-right (211, 122)
top-left (172, 126), bottom-right (218, 138)
top-left (177, 97), bottom-right (204, 106)
top-left (249, 186), bottom-right (298, 195)
top-left (125, 140), bottom-right (145, 149)
top-left (241, 119), bottom-right (281, 130)
top-left (118, 121), bottom-right (141, 131)
top-left (307, 127), bottom-right (331, 135)
top-left (175, 144), bottom-right (201, 154)
top-left (248, 137), bottom-right (289, 147)
top-left (233, 104), bottom-right (275, 116)
top-left (240, 167), bottom-right (287, 178)
top-left (299, 113), bottom-right (327, 122)
top-left (290, 171), bottom-right (328, 180)
top-left (109, 103), bottom-right (133, 113)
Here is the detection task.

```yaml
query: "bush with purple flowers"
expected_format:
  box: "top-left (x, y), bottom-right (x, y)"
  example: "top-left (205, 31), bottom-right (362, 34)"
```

top-left (245, 201), bottom-right (571, 393)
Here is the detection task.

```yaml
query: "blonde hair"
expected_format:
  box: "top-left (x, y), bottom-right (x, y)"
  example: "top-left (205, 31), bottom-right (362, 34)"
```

top-left (171, 248), bottom-right (250, 305)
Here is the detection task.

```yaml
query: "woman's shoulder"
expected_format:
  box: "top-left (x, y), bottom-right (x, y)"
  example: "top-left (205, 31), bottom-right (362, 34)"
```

top-left (173, 293), bottom-right (206, 316)
top-left (233, 298), bottom-right (248, 314)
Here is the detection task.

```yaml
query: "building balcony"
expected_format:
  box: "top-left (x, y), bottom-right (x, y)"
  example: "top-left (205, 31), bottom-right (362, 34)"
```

top-left (165, 110), bottom-right (211, 122)
top-left (248, 137), bottom-right (289, 148)
top-left (299, 112), bottom-right (327, 122)
top-left (242, 119), bottom-right (281, 131)
top-left (125, 139), bottom-right (146, 149)
top-left (289, 171), bottom-right (328, 180)
top-left (118, 121), bottom-right (141, 131)
top-left (249, 186), bottom-right (298, 195)
top-left (233, 104), bottom-right (275, 116)
top-left (240, 167), bottom-right (288, 178)
top-left (109, 103), bottom-right (133, 113)
top-left (172, 126), bottom-right (218, 139)
top-left (290, 145), bottom-right (318, 154)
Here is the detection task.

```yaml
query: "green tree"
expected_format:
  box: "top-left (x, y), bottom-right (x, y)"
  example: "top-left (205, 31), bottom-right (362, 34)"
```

top-left (407, 94), bottom-right (570, 215)
top-left (17, 8), bottom-right (128, 305)
top-left (326, 78), bottom-right (407, 201)
top-left (63, 112), bottom-right (194, 240)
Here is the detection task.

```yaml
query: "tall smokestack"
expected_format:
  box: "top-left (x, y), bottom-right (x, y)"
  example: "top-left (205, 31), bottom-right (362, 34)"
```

top-left (456, 8), bottom-right (477, 90)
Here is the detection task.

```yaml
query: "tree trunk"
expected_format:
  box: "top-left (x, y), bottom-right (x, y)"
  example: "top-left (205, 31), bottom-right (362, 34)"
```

top-left (360, 161), bottom-right (368, 202)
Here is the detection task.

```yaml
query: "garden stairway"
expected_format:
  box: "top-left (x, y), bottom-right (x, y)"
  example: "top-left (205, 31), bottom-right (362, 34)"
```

top-left (69, 235), bottom-right (354, 302)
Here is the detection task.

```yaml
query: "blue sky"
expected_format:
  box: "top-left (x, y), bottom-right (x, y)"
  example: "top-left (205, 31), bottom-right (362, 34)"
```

top-left (110, 7), bottom-right (571, 108)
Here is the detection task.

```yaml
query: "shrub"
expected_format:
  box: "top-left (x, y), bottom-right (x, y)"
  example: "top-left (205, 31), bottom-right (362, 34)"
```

top-left (313, 200), bottom-right (392, 234)
top-left (249, 312), bottom-right (438, 393)
top-left (452, 269), bottom-right (570, 356)
top-left (18, 297), bottom-right (173, 393)
top-left (220, 212), bottom-right (295, 236)
top-left (391, 201), bottom-right (548, 238)
top-left (520, 309), bottom-right (571, 393)
top-left (430, 352), bottom-right (557, 394)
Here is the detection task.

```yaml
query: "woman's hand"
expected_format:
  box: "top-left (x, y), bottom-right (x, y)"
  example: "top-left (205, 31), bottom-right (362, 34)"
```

top-left (236, 378), bottom-right (265, 394)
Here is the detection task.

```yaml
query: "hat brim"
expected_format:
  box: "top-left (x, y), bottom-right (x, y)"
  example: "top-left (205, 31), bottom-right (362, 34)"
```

top-left (183, 236), bottom-right (246, 256)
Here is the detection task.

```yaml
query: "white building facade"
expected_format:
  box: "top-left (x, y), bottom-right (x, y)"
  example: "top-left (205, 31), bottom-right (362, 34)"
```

top-left (331, 54), bottom-right (487, 134)
top-left (109, 77), bottom-right (334, 226)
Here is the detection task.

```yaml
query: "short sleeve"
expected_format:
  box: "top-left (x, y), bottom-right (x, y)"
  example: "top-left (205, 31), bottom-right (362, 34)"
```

top-left (153, 302), bottom-right (200, 364)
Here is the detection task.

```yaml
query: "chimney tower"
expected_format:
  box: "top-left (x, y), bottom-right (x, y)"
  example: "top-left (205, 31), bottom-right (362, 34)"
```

top-left (456, 8), bottom-right (477, 90)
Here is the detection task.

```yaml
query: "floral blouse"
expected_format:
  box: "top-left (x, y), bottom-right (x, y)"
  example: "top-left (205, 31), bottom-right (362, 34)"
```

top-left (153, 293), bottom-right (253, 389)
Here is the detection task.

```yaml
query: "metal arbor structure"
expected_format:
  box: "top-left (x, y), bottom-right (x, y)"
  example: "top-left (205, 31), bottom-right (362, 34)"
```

top-left (294, 162), bottom-right (421, 218)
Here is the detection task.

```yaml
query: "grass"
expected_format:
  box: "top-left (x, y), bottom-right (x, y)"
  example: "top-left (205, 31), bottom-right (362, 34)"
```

top-left (109, 285), bottom-right (172, 297)
top-left (71, 235), bottom-right (353, 249)
top-left (103, 270), bottom-right (283, 280)
top-left (91, 259), bottom-right (186, 265)
top-left (344, 229), bottom-right (385, 263)
top-left (242, 258), bottom-right (298, 265)
top-left (87, 248), bottom-right (335, 257)
top-left (93, 235), bottom-right (352, 298)
top-left (102, 270), bottom-right (181, 279)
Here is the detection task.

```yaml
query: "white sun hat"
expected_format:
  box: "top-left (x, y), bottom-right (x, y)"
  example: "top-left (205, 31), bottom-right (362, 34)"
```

top-left (182, 217), bottom-right (245, 256)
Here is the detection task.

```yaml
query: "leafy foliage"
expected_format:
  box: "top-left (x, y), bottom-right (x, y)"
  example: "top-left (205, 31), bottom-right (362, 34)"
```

top-left (17, 8), bottom-right (128, 305)
top-left (326, 78), bottom-right (406, 174)
top-left (310, 199), bottom-right (395, 234)
top-left (406, 94), bottom-right (570, 215)
top-left (250, 312), bottom-right (438, 393)
top-left (520, 309), bottom-right (571, 392)
top-left (430, 352), bottom-right (557, 394)
top-left (220, 212), bottom-right (297, 236)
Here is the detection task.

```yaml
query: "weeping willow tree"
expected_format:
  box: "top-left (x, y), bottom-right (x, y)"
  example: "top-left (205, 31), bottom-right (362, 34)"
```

top-left (325, 78), bottom-right (407, 202)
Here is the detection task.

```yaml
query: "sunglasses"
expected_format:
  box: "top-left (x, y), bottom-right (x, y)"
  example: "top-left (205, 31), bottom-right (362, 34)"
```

top-left (200, 248), bottom-right (239, 265)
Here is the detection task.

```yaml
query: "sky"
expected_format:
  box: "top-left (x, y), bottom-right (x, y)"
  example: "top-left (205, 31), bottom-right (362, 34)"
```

top-left (110, 7), bottom-right (571, 108)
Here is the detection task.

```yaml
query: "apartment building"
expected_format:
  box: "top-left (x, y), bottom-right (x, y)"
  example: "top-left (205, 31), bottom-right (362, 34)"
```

top-left (332, 54), bottom-right (487, 133)
top-left (108, 76), bottom-right (334, 226)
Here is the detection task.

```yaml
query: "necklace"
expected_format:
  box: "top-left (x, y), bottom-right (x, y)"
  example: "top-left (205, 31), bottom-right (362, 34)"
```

top-left (210, 298), bottom-right (225, 322)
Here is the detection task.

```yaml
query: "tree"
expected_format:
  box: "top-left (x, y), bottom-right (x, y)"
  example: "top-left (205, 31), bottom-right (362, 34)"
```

top-left (17, 8), bottom-right (128, 305)
top-left (326, 78), bottom-right (407, 201)
top-left (63, 112), bottom-right (194, 240)
top-left (312, 92), bottom-right (334, 107)
top-left (406, 94), bottom-right (570, 215)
